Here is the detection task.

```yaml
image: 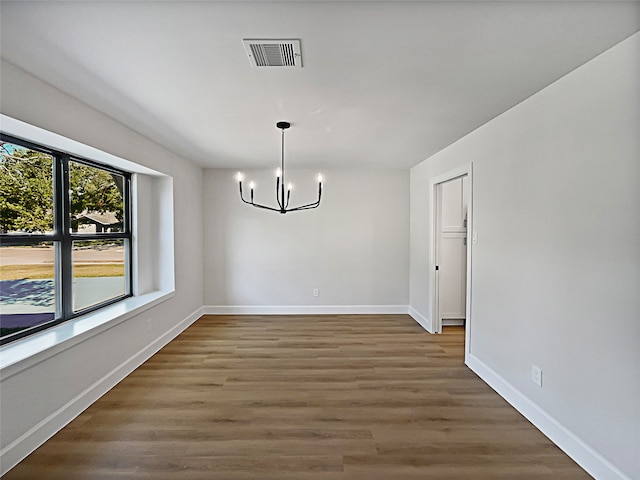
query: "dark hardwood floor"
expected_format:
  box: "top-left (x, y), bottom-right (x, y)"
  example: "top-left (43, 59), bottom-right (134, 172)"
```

top-left (3, 315), bottom-right (592, 479)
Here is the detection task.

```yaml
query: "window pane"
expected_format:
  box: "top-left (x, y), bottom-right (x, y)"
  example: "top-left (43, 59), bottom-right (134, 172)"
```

top-left (0, 244), bottom-right (56, 340)
top-left (69, 161), bottom-right (124, 233)
top-left (73, 239), bottom-right (125, 312)
top-left (0, 142), bottom-right (54, 234)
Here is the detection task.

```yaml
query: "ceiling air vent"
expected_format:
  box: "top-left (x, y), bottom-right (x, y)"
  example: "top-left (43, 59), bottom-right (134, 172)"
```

top-left (242, 39), bottom-right (302, 68)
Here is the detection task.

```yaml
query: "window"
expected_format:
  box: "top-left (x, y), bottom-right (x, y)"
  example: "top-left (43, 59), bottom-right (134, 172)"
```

top-left (0, 134), bottom-right (132, 344)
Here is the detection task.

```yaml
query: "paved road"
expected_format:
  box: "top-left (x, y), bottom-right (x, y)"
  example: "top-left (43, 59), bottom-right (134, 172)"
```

top-left (1, 246), bottom-right (124, 265)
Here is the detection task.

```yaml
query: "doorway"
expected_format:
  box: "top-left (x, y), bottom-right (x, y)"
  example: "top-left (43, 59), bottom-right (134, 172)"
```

top-left (430, 164), bottom-right (472, 359)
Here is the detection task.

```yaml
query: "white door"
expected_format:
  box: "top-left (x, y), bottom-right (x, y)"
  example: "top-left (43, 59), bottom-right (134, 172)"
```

top-left (436, 175), bottom-right (468, 328)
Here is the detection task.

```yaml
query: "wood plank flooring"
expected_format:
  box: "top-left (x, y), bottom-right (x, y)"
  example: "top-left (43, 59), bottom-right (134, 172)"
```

top-left (3, 315), bottom-right (592, 479)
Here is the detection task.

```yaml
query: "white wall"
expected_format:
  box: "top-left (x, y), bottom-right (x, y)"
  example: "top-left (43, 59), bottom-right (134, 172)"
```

top-left (410, 33), bottom-right (640, 480)
top-left (204, 168), bottom-right (409, 310)
top-left (0, 61), bottom-right (204, 471)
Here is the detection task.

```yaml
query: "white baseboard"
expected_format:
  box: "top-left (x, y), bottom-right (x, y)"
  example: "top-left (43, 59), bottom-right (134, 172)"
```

top-left (466, 354), bottom-right (632, 480)
top-left (442, 318), bottom-right (465, 326)
top-left (0, 306), bottom-right (204, 477)
top-left (203, 305), bottom-right (409, 315)
top-left (408, 307), bottom-right (432, 332)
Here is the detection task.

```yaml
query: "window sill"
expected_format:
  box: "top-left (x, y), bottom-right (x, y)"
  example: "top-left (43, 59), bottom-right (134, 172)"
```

top-left (0, 290), bottom-right (174, 379)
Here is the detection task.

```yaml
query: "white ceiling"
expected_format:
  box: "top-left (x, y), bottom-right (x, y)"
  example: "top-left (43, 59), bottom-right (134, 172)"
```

top-left (1, 1), bottom-right (639, 170)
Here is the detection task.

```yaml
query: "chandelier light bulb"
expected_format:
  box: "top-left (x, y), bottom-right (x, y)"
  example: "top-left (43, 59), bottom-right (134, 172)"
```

top-left (249, 181), bottom-right (255, 189)
top-left (276, 167), bottom-right (282, 178)
top-left (317, 174), bottom-right (323, 184)
top-left (287, 183), bottom-right (293, 191)
top-left (236, 172), bottom-right (244, 182)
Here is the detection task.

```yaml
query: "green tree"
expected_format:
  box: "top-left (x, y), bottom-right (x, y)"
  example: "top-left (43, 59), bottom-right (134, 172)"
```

top-left (69, 162), bottom-right (124, 222)
top-left (0, 142), bottom-right (124, 233)
top-left (0, 142), bottom-right (54, 233)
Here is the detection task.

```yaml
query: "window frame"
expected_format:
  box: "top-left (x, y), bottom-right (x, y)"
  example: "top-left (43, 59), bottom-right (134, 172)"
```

top-left (0, 133), bottom-right (133, 345)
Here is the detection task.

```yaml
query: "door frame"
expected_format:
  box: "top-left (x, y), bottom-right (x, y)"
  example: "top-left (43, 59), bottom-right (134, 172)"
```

top-left (429, 163), bottom-right (473, 359)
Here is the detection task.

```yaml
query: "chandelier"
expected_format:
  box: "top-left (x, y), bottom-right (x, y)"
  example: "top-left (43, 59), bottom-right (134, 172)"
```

top-left (237, 122), bottom-right (322, 214)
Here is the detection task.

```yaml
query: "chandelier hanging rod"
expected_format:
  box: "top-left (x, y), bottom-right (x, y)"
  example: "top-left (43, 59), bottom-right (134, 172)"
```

top-left (237, 121), bottom-right (322, 214)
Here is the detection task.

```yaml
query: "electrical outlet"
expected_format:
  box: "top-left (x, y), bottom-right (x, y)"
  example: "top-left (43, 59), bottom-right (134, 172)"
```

top-left (531, 365), bottom-right (542, 387)
top-left (313, 288), bottom-right (319, 297)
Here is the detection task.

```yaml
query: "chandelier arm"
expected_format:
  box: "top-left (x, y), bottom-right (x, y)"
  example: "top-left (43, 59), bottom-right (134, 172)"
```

top-left (240, 196), bottom-right (256, 206)
top-left (276, 177), bottom-right (283, 210)
top-left (286, 185), bottom-right (322, 211)
top-left (239, 181), bottom-right (261, 207)
top-left (284, 202), bottom-right (320, 212)
top-left (241, 182), bottom-right (283, 211)
top-left (249, 202), bottom-right (284, 212)
top-left (239, 182), bottom-right (250, 204)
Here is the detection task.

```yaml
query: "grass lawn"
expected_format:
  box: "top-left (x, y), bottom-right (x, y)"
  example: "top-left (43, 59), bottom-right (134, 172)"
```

top-left (1, 264), bottom-right (124, 280)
